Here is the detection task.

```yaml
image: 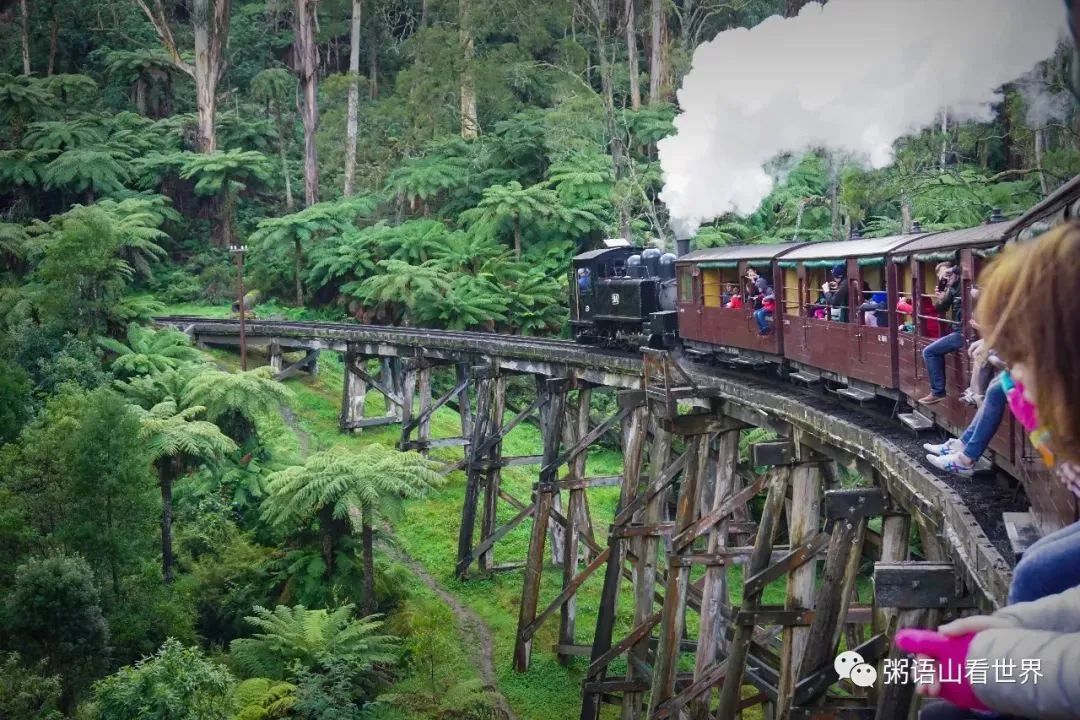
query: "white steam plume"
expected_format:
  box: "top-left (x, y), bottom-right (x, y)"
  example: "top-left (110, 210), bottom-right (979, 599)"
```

top-left (660, 0), bottom-right (1066, 238)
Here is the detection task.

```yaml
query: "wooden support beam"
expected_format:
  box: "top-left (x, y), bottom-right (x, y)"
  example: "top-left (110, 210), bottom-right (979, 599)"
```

top-left (874, 609), bottom-right (935, 720)
top-left (647, 434), bottom-right (710, 715)
top-left (580, 404), bottom-right (648, 720)
top-left (402, 373), bottom-right (469, 437)
top-left (522, 546), bottom-right (610, 642)
top-left (672, 473), bottom-right (768, 552)
top-left (479, 375), bottom-right (506, 573)
top-left (463, 503), bottom-right (534, 575)
top-left (750, 440), bottom-right (797, 466)
top-left (795, 515), bottom-right (867, 705)
top-left (513, 379), bottom-right (567, 672)
top-left (455, 378), bottom-right (492, 579)
top-left (339, 350), bottom-right (367, 431)
top-left (874, 514), bottom-right (911, 635)
top-left (658, 413), bottom-right (745, 436)
top-left (612, 448), bottom-right (688, 527)
top-left (743, 530), bottom-right (832, 598)
top-left (443, 394), bottom-right (543, 474)
top-left (873, 562), bottom-right (975, 610)
top-left (349, 357), bottom-right (404, 409)
top-left (538, 475), bottom-right (622, 492)
top-left (343, 415), bottom-right (397, 430)
top-left (715, 467), bottom-right (791, 720)
top-left (558, 387), bottom-right (592, 663)
top-left (795, 633), bottom-right (888, 708)
top-left (587, 612), bottom-right (664, 680)
top-left (777, 463), bottom-right (822, 720)
top-left (274, 348), bottom-right (319, 381)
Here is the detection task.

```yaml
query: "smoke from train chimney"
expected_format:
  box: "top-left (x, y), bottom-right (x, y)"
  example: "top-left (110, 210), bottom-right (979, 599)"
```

top-left (659, 0), bottom-right (1066, 238)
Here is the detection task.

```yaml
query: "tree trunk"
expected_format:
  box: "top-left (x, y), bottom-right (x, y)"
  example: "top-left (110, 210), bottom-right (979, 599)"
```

top-left (361, 513), bottom-right (376, 616)
top-left (158, 459), bottom-right (177, 584)
top-left (133, 78), bottom-right (149, 115)
top-left (595, 0), bottom-right (633, 242)
top-left (648, 0), bottom-right (662, 102)
top-left (343, 0), bottom-right (362, 197)
top-left (939, 110), bottom-right (949, 171)
top-left (900, 189), bottom-right (913, 233)
top-left (367, 0), bottom-right (379, 99)
top-left (48, 1), bottom-right (59, 76)
top-left (1034, 126), bottom-right (1049, 197)
top-left (192, 0), bottom-right (229, 153)
top-left (310, 506), bottom-right (333, 585)
top-left (513, 217), bottom-right (522, 258)
top-left (276, 105), bottom-right (295, 210)
top-left (625, 0), bottom-right (641, 111)
top-left (295, 0), bottom-right (320, 206)
top-left (294, 237), bottom-right (304, 305)
top-left (459, 0), bottom-right (479, 139)
top-left (420, 0), bottom-right (428, 28)
top-left (19, 0), bottom-right (31, 75)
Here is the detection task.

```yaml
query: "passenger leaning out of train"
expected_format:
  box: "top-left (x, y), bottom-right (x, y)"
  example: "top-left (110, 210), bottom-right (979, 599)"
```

top-left (919, 263), bottom-right (964, 406)
top-left (896, 224), bottom-right (1080, 720)
top-left (828, 264), bottom-right (850, 321)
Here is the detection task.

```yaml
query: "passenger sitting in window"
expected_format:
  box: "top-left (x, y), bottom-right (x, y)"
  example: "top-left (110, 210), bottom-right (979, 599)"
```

top-left (577, 268), bottom-right (591, 293)
top-left (897, 297), bottom-right (915, 333)
top-left (725, 292), bottom-right (743, 310)
top-left (755, 280), bottom-right (776, 336)
top-left (919, 262), bottom-right (963, 406)
top-left (828, 264), bottom-right (849, 322)
top-left (721, 283), bottom-right (739, 307)
top-left (859, 291), bottom-right (888, 327)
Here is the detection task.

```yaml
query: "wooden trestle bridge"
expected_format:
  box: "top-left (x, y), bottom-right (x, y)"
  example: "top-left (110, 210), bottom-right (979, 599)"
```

top-left (162, 317), bottom-right (1012, 720)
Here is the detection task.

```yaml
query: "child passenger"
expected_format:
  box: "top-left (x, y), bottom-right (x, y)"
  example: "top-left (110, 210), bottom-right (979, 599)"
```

top-left (894, 223), bottom-right (1080, 720)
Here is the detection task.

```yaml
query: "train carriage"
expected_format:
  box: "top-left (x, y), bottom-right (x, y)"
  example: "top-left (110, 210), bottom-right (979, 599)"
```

top-left (778, 232), bottom-right (930, 396)
top-left (674, 243), bottom-right (802, 363)
top-left (892, 222), bottom-right (1012, 452)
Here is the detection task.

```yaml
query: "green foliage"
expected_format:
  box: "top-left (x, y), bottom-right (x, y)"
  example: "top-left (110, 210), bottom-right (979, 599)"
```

top-left (0, 653), bottom-right (63, 720)
top-left (5, 552), bottom-right (110, 705)
top-left (180, 150), bottom-right (274, 198)
top-left (42, 146), bottom-right (132, 196)
top-left (229, 605), bottom-right (398, 681)
top-left (230, 677), bottom-right (296, 720)
top-left (180, 366), bottom-right (294, 445)
top-left (0, 358), bottom-right (31, 445)
top-left (91, 639), bottom-right (235, 720)
top-left (261, 445), bottom-right (444, 536)
top-left (133, 399), bottom-right (238, 467)
top-left (97, 324), bottom-right (204, 377)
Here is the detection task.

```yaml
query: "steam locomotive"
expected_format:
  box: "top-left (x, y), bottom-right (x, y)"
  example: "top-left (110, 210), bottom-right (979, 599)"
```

top-left (569, 246), bottom-right (680, 349)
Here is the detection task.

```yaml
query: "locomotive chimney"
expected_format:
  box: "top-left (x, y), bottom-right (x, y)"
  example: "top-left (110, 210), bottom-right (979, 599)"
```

top-left (676, 238), bottom-right (692, 256)
top-left (988, 207), bottom-right (1006, 224)
top-left (849, 226), bottom-right (864, 240)
top-left (911, 221), bottom-right (923, 234)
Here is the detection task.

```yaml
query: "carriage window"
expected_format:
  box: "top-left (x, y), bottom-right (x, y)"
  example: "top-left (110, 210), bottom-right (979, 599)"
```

top-left (678, 269), bottom-right (694, 302)
top-left (702, 268), bottom-right (739, 307)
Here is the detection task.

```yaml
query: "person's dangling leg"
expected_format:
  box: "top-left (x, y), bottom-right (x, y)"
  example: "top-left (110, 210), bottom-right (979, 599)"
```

top-left (1008, 519), bottom-right (1080, 604)
top-left (920, 331), bottom-right (964, 404)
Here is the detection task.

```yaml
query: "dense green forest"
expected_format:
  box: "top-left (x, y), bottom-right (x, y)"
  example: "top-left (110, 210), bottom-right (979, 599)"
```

top-left (1, 0), bottom-right (1079, 718)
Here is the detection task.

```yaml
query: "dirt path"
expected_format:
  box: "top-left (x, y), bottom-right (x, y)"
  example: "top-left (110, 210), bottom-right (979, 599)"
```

top-left (279, 405), bottom-right (312, 458)
top-left (379, 537), bottom-right (517, 720)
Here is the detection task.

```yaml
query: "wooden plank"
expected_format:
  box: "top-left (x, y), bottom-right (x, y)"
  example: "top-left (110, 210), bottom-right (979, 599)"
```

top-left (873, 562), bottom-right (974, 609)
top-left (794, 633), bottom-right (888, 708)
top-left (455, 378), bottom-right (491, 578)
top-left (874, 514), bottom-right (911, 635)
top-left (544, 404), bottom-right (631, 476)
top-left (611, 446), bottom-right (686, 527)
top-left (463, 502), bottom-right (534, 574)
top-left (874, 609), bottom-right (934, 720)
top-left (402, 374), bottom-right (469, 436)
top-left (443, 393), bottom-right (543, 473)
top-left (537, 475), bottom-right (622, 492)
top-left (823, 488), bottom-right (889, 521)
top-left (502, 454), bottom-right (544, 467)
top-left (751, 440), bottom-right (797, 466)
top-left (349, 357), bottom-right (404, 407)
top-left (715, 468), bottom-right (791, 720)
top-left (343, 415), bottom-right (397, 430)
top-left (658, 413), bottom-right (746, 436)
top-left (555, 644), bottom-right (593, 656)
top-left (586, 612), bottom-right (664, 679)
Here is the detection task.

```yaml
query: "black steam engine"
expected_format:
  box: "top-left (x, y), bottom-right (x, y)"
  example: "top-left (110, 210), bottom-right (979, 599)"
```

top-left (570, 246), bottom-right (679, 349)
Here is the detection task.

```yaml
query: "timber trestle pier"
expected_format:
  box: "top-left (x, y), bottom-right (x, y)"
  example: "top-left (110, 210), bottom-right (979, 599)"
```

top-left (161, 317), bottom-right (1012, 720)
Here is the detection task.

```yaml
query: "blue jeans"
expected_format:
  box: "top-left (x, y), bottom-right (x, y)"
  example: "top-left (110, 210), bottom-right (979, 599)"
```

top-left (1008, 519), bottom-right (1080, 604)
top-left (959, 375), bottom-right (1006, 461)
top-left (755, 308), bottom-right (772, 333)
top-left (923, 331), bottom-right (965, 397)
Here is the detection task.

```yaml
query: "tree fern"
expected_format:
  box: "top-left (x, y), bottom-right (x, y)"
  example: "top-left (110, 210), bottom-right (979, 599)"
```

top-left (229, 605), bottom-right (399, 681)
top-left (97, 324), bottom-right (205, 378)
top-left (23, 119), bottom-right (106, 152)
top-left (231, 677), bottom-right (296, 720)
top-left (181, 366), bottom-right (293, 444)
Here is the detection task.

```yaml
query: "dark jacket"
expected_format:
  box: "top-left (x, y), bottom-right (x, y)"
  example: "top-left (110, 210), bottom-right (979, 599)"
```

top-left (934, 279), bottom-right (963, 330)
top-left (830, 281), bottom-right (850, 322)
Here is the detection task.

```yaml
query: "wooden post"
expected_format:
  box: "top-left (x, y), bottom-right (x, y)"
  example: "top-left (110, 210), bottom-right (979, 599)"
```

top-left (623, 420), bottom-right (673, 719)
top-left (776, 461), bottom-right (822, 719)
top-left (550, 388), bottom-right (571, 568)
top-left (269, 340), bottom-right (283, 374)
top-left (874, 514), bottom-right (912, 635)
top-left (690, 428), bottom-right (740, 720)
top-left (479, 374), bottom-right (506, 573)
top-left (558, 387), bottom-right (592, 664)
top-left (513, 378), bottom-right (567, 672)
top-left (339, 351), bottom-right (367, 431)
top-left (716, 468), bottom-right (791, 720)
top-left (457, 362), bottom-right (473, 440)
top-left (398, 362), bottom-right (418, 451)
top-left (456, 377), bottom-right (493, 578)
top-left (416, 364), bottom-right (433, 456)
top-left (383, 358), bottom-right (401, 419)
top-left (581, 396), bottom-right (647, 720)
top-left (647, 433), bottom-right (709, 715)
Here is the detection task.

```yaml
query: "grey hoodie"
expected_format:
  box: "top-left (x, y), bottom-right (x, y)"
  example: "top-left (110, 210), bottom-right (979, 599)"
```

top-left (969, 584), bottom-right (1080, 719)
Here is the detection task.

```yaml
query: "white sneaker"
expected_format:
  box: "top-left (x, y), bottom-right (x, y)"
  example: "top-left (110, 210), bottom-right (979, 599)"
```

top-left (923, 439), bottom-right (963, 456)
top-left (926, 452), bottom-right (975, 478)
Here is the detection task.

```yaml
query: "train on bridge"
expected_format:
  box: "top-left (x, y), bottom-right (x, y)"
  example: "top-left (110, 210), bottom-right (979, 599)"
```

top-left (571, 176), bottom-right (1080, 534)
